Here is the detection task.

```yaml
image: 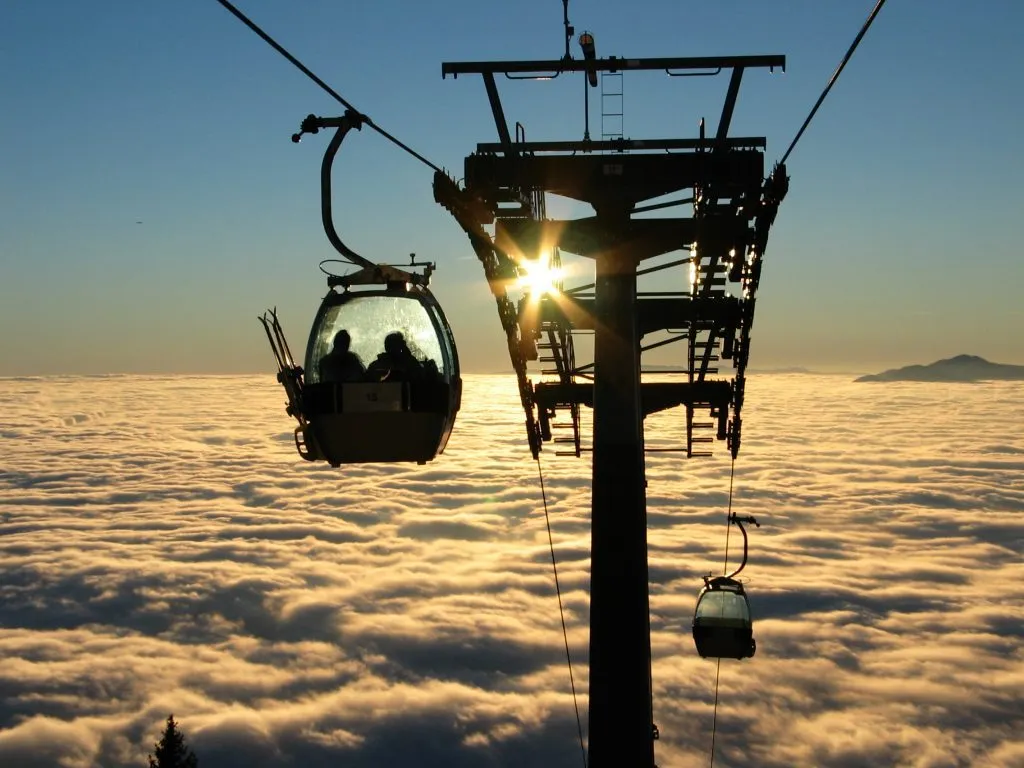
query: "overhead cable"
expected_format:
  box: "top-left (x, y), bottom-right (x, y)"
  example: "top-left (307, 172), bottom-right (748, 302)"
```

top-left (213, 0), bottom-right (444, 174)
top-left (537, 459), bottom-right (588, 768)
top-left (779, 0), bottom-right (888, 166)
top-left (709, 456), bottom-right (738, 768)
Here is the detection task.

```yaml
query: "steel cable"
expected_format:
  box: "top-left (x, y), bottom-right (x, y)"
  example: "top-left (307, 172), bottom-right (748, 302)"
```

top-left (779, 0), bottom-right (888, 166)
top-left (213, 0), bottom-right (445, 174)
top-left (709, 455), bottom-right (737, 768)
top-left (536, 459), bottom-right (587, 768)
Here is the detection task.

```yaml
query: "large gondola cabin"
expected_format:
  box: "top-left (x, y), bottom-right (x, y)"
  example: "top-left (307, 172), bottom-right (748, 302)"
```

top-left (300, 270), bottom-right (461, 465)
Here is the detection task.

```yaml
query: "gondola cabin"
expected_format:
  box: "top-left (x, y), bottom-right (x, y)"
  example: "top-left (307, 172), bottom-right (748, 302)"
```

top-left (261, 111), bottom-right (462, 467)
top-left (262, 263), bottom-right (461, 467)
top-left (692, 575), bottom-right (756, 660)
top-left (302, 276), bottom-right (461, 465)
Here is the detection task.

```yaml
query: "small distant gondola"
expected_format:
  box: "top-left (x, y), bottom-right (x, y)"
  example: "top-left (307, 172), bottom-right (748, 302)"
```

top-left (692, 575), bottom-right (755, 660)
top-left (693, 514), bottom-right (759, 660)
top-left (260, 111), bottom-right (462, 466)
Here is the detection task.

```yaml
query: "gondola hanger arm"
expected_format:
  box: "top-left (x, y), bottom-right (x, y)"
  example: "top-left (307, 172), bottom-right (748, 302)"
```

top-left (292, 112), bottom-right (431, 288)
top-left (292, 111), bottom-right (374, 271)
top-left (724, 512), bottom-right (759, 580)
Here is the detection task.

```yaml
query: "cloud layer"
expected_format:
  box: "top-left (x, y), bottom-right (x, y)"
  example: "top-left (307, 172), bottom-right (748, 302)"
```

top-left (1, 373), bottom-right (1022, 766)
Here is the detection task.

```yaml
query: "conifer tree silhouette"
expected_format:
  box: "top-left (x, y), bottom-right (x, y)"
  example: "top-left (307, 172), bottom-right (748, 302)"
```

top-left (148, 714), bottom-right (198, 768)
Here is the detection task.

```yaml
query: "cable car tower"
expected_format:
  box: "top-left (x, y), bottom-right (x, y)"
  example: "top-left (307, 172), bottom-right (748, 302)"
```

top-left (434, 29), bottom-right (789, 768)
top-left (212, 0), bottom-right (887, 762)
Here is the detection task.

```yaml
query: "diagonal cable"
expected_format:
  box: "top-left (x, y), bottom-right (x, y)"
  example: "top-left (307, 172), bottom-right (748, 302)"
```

top-left (537, 459), bottom-right (587, 768)
top-left (779, 0), bottom-right (888, 166)
top-left (213, 0), bottom-right (444, 173)
top-left (709, 657), bottom-right (723, 768)
top-left (722, 456), bottom-right (737, 575)
top-left (710, 456), bottom-right (737, 767)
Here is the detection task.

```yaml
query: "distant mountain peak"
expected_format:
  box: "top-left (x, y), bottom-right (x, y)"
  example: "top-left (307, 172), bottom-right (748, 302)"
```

top-left (942, 354), bottom-right (989, 365)
top-left (856, 355), bottom-right (1024, 383)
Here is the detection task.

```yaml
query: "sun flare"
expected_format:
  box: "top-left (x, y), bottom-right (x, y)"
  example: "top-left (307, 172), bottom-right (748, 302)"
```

top-left (516, 251), bottom-right (562, 297)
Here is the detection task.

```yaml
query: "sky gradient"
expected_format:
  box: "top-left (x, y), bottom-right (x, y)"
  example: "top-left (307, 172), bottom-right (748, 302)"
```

top-left (2, 0), bottom-right (1023, 375)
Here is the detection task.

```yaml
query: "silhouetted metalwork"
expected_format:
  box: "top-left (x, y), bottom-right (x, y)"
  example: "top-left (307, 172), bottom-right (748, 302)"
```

top-left (262, 112), bottom-right (461, 466)
top-left (436, 47), bottom-right (787, 768)
top-left (211, 0), bottom-right (891, 762)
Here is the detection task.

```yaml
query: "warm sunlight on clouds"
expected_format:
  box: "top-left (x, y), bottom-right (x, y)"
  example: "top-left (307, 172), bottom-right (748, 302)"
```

top-left (1, 374), bottom-right (1022, 766)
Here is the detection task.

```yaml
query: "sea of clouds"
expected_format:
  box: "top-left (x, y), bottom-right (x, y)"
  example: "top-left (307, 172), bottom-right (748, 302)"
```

top-left (1, 373), bottom-right (1021, 767)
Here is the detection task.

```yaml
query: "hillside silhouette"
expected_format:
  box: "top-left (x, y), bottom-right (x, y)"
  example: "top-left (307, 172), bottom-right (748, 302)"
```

top-left (856, 354), bottom-right (1024, 382)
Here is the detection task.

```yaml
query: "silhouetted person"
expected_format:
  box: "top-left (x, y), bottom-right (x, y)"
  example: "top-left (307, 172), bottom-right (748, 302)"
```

top-left (366, 331), bottom-right (425, 382)
top-left (319, 329), bottom-right (365, 383)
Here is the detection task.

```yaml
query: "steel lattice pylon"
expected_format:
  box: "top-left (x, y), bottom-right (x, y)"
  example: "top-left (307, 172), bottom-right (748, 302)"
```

top-left (435, 52), bottom-right (788, 767)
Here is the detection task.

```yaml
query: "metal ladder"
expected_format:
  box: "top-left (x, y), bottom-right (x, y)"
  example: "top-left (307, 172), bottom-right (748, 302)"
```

top-left (601, 71), bottom-right (624, 149)
top-left (685, 246), bottom-right (729, 457)
top-left (532, 185), bottom-right (582, 456)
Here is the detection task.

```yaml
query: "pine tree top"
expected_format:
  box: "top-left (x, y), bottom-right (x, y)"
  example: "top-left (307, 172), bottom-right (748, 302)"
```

top-left (148, 714), bottom-right (198, 768)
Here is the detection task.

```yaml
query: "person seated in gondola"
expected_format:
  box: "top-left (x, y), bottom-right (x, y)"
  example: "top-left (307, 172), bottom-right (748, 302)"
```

top-left (366, 331), bottom-right (426, 383)
top-left (319, 329), bottom-right (366, 383)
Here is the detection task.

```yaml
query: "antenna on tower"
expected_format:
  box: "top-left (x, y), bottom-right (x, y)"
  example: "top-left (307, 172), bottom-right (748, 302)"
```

top-left (562, 0), bottom-right (574, 60)
top-left (579, 31), bottom-right (598, 141)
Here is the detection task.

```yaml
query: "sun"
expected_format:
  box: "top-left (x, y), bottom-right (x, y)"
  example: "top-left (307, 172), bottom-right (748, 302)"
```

top-left (516, 251), bottom-right (562, 297)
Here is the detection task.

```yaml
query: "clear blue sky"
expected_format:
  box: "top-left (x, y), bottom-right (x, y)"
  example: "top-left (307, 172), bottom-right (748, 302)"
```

top-left (2, 0), bottom-right (1022, 375)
